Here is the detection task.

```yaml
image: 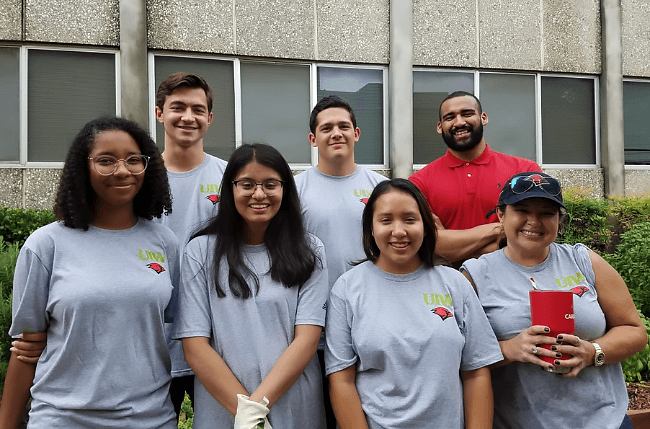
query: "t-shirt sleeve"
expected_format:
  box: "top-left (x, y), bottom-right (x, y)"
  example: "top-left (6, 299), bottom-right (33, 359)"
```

top-left (164, 234), bottom-right (181, 323)
top-left (572, 243), bottom-right (596, 287)
top-left (9, 245), bottom-right (51, 337)
top-left (172, 238), bottom-right (212, 339)
top-left (457, 276), bottom-right (503, 371)
top-left (324, 279), bottom-right (358, 375)
top-left (295, 237), bottom-right (328, 327)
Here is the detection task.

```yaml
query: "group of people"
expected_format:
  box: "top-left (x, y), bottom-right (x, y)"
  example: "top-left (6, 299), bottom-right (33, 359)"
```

top-left (0, 73), bottom-right (645, 429)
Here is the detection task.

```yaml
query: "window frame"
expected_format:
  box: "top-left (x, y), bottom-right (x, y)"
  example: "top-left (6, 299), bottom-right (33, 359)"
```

top-left (412, 67), bottom-right (600, 170)
top-left (12, 44), bottom-right (120, 168)
top-left (622, 77), bottom-right (650, 170)
top-left (149, 52), bottom-right (389, 170)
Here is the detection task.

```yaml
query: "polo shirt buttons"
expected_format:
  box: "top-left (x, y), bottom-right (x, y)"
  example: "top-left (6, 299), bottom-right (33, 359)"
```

top-left (466, 163), bottom-right (470, 166)
top-left (468, 173), bottom-right (472, 177)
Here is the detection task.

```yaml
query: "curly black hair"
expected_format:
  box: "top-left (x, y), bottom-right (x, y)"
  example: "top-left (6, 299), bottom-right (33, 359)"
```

top-left (54, 117), bottom-right (172, 230)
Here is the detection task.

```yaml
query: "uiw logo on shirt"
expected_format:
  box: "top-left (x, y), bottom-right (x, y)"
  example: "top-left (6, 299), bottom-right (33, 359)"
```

top-left (138, 249), bottom-right (167, 274)
top-left (200, 184), bottom-right (221, 205)
top-left (353, 189), bottom-right (373, 205)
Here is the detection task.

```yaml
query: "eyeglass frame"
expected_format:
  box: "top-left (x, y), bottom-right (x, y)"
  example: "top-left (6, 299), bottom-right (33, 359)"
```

top-left (510, 174), bottom-right (562, 197)
top-left (87, 154), bottom-right (151, 176)
top-left (232, 179), bottom-right (285, 196)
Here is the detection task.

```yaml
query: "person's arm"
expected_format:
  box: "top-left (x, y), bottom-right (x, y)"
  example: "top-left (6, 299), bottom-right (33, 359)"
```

top-left (553, 250), bottom-right (647, 378)
top-left (10, 332), bottom-right (47, 363)
top-left (329, 365), bottom-right (368, 429)
top-left (0, 353), bottom-right (36, 428)
top-left (462, 367), bottom-right (493, 429)
top-left (435, 222), bottom-right (504, 263)
top-left (249, 324), bottom-right (321, 406)
top-left (182, 336), bottom-right (249, 415)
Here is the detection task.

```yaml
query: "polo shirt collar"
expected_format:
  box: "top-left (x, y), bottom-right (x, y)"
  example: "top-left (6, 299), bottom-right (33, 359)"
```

top-left (442, 143), bottom-right (494, 168)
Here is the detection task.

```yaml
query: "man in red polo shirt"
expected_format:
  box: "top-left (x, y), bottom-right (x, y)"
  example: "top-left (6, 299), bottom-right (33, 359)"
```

top-left (410, 91), bottom-right (541, 264)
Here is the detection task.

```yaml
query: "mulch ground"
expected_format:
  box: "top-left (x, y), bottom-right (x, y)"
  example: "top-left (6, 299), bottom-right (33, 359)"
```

top-left (628, 382), bottom-right (650, 410)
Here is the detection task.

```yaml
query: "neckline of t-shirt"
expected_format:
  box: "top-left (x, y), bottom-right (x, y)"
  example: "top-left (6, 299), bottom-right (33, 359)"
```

top-left (314, 165), bottom-right (360, 181)
top-left (501, 243), bottom-right (556, 273)
top-left (367, 260), bottom-right (427, 282)
top-left (243, 242), bottom-right (267, 254)
top-left (166, 153), bottom-right (212, 178)
top-left (88, 218), bottom-right (145, 234)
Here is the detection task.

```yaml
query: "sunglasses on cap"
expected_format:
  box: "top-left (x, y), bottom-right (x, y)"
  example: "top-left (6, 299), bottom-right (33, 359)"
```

top-left (510, 174), bottom-right (561, 197)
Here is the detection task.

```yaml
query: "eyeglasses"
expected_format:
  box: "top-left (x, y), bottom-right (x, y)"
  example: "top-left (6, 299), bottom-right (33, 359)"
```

top-left (88, 155), bottom-right (150, 176)
top-left (232, 179), bottom-right (284, 197)
top-left (510, 174), bottom-right (561, 196)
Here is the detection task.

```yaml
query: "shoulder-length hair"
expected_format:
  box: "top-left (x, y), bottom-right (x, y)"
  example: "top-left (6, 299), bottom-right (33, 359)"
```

top-left (54, 117), bottom-right (172, 230)
top-left (194, 143), bottom-right (319, 298)
top-left (359, 178), bottom-right (444, 268)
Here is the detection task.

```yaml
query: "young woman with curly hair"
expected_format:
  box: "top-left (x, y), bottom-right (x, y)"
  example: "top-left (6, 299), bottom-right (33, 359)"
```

top-left (0, 117), bottom-right (179, 429)
top-left (173, 143), bottom-right (328, 429)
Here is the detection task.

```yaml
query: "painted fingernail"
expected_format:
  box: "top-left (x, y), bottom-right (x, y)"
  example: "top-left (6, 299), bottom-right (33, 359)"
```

top-left (556, 353), bottom-right (562, 358)
top-left (551, 346), bottom-right (557, 351)
top-left (548, 366), bottom-right (554, 372)
top-left (557, 335), bottom-right (564, 340)
top-left (554, 360), bottom-right (561, 365)
top-left (544, 327), bottom-right (550, 332)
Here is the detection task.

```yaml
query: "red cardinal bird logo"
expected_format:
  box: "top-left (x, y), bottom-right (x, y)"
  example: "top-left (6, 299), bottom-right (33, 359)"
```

top-left (206, 194), bottom-right (220, 205)
top-left (360, 198), bottom-right (369, 205)
top-left (529, 174), bottom-right (545, 184)
top-left (431, 307), bottom-right (453, 320)
top-left (571, 286), bottom-right (589, 297)
top-left (147, 263), bottom-right (165, 274)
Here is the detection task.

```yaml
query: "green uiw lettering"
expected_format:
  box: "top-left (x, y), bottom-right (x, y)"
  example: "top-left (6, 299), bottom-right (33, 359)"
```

top-left (422, 293), bottom-right (453, 306)
top-left (555, 272), bottom-right (586, 289)
top-left (200, 184), bottom-right (221, 193)
top-left (138, 249), bottom-right (166, 263)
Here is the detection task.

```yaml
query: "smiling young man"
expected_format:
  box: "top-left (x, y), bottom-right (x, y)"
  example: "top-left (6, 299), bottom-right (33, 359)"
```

top-left (294, 95), bottom-right (387, 428)
top-left (153, 72), bottom-right (228, 419)
top-left (409, 91), bottom-right (541, 265)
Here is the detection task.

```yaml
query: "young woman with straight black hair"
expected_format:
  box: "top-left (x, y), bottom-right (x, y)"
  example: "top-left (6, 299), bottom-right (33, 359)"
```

top-left (174, 143), bottom-right (328, 429)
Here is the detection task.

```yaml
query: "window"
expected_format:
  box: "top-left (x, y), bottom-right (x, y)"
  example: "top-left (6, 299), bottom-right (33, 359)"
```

top-left (28, 49), bottom-right (117, 162)
top-left (0, 47), bottom-right (19, 162)
top-left (154, 55), bottom-right (236, 161)
top-left (318, 67), bottom-right (385, 165)
top-left (413, 69), bottom-right (598, 167)
top-left (623, 80), bottom-right (650, 166)
top-left (240, 62), bottom-right (310, 164)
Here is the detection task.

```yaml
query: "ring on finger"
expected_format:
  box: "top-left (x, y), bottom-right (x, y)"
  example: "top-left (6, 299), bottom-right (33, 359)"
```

top-left (532, 347), bottom-right (538, 354)
top-left (575, 336), bottom-right (581, 346)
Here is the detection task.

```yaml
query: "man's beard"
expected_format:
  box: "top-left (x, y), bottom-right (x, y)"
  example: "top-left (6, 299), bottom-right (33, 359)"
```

top-left (441, 123), bottom-right (483, 152)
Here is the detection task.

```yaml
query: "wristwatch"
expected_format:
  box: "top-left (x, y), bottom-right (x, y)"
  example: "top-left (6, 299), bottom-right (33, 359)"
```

top-left (591, 341), bottom-right (605, 366)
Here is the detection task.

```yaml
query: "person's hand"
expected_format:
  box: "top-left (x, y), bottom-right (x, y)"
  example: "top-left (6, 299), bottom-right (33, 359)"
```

top-left (233, 394), bottom-right (273, 429)
top-left (11, 332), bottom-right (47, 363)
top-left (550, 334), bottom-right (596, 378)
top-left (432, 213), bottom-right (445, 230)
top-left (500, 326), bottom-right (558, 369)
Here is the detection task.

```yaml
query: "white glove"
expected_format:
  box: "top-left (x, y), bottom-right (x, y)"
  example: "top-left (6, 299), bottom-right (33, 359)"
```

top-left (233, 394), bottom-right (274, 429)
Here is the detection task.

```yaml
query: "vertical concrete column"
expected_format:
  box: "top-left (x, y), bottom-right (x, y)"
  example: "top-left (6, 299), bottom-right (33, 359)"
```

top-left (120, 0), bottom-right (149, 130)
top-left (600, 0), bottom-right (625, 196)
top-left (388, 0), bottom-right (413, 179)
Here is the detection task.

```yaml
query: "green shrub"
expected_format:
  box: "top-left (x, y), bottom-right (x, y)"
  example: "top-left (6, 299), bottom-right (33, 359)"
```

top-left (622, 311), bottom-right (650, 382)
top-left (178, 393), bottom-right (193, 428)
top-left (0, 207), bottom-right (55, 247)
top-left (557, 188), bottom-right (611, 252)
top-left (0, 237), bottom-right (20, 393)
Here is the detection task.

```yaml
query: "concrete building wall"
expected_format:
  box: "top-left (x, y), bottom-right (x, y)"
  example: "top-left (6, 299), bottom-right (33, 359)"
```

top-left (621, 0), bottom-right (650, 78)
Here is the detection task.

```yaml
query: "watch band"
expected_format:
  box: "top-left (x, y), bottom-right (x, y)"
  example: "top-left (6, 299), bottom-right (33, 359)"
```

top-left (591, 341), bottom-right (605, 366)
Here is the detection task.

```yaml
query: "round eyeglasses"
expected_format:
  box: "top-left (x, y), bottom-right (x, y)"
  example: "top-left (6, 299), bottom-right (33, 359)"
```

top-left (88, 155), bottom-right (150, 176)
top-left (510, 174), bottom-right (561, 196)
top-left (232, 179), bottom-right (284, 197)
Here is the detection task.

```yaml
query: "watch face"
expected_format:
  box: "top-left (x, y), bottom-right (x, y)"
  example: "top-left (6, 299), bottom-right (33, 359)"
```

top-left (596, 353), bottom-right (605, 365)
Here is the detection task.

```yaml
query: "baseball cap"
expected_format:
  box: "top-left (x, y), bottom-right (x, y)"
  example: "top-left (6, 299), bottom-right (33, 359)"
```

top-left (498, 172), bottom-right (566, 209)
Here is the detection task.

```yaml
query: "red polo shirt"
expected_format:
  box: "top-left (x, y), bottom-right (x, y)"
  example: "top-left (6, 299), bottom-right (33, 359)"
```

top-left (409, 145), bottom-right (541, 230)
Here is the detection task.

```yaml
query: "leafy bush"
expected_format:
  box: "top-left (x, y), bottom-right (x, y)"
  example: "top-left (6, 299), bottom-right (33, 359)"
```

top-left (622, 311), bottom-right (650, 382)
top-left (0, 237), bottom-right (20, 393)
top-left (557, 187), bottom-right (611, 252)
top-left (178, 393), bottom-right (193, 428)
top-left (0, 207), bottom-right (55, 247)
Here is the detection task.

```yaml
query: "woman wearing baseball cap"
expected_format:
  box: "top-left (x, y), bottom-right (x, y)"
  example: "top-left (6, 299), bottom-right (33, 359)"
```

top-left (461, 172), bottom-right (646, 429)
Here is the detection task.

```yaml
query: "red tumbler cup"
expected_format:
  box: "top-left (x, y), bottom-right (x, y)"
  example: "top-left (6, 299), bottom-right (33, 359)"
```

top-left (529, 290), bottom-right (575, 373)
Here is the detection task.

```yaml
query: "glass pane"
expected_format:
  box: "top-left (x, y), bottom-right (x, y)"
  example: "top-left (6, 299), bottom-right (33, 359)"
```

top-left (154, 56), bottom-right (236, 161)
top-left (541, 76), bottom-right (596, 164)
top-left (623, 81), bottom-right (650, 165)
top-left (318, 67), bottom-right (384, 165)
top-left (0, 47), bottom-right (19, 162)
top-left (240, 62), bottom-right (310, 164)
top-left (479, 73), bottom-right (536, 161)
top-left (413, 71), bottom-right (474, 164)
top-left (28, 50), bottom-right (116, 162)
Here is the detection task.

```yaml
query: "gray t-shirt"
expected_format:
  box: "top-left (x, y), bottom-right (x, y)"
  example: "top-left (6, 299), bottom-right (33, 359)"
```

top-left (10, 220), bottom-right (179, 429)
top-left (325, 261), bottom-right (502, 429)
top-left (154, 153), bottom-right (227, 376)
top-left (173, 234), bottom-right (328, 429)
top-left (462, 243), bottom-right (629, 429)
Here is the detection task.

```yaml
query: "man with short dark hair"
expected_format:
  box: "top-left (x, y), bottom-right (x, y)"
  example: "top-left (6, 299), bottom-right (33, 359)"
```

top-left (295, 95), bottom-right (387, 428)
top-left (153, 72), bottom-right (227, 419)
top-left (410, 91), bottom-right (541, 264)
